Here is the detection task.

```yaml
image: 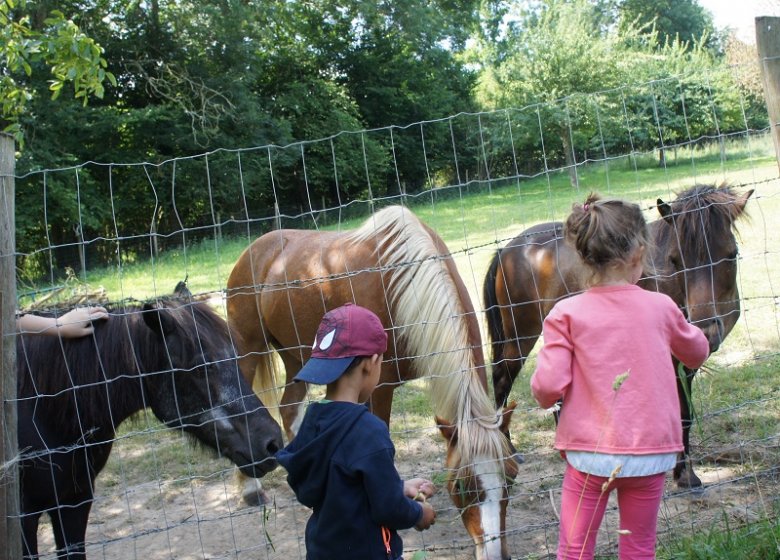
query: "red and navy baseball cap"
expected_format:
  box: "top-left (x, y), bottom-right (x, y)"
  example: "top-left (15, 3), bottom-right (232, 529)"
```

top-left (293, 303), bottom-right (388, 385)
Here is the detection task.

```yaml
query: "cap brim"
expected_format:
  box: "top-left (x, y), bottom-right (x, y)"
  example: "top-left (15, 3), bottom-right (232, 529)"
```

top-left (292, 356), bottom-right (356, 385)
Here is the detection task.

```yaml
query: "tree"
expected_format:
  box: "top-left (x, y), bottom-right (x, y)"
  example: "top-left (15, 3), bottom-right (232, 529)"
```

top-left (618, 0), bottom-right (721, 53)
top-left (475, 0), bottom-right (652, 186)
top-left (724, 33), bottom-right (769, 131)
top-left (0, 0), bottom-right (115, 140)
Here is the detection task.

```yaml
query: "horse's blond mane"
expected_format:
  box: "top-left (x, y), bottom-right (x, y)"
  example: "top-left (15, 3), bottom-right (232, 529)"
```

top-left (348, 205), bottom-right (509, 467)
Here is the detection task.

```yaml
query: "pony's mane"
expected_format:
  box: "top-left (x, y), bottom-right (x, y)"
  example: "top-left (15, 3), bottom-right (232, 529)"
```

top-left (348, 206), bottom-right (509, 467)
top-left (663, 184), bottom-right (748, 259)
top-left (16, 295), bottom-right (230, 430)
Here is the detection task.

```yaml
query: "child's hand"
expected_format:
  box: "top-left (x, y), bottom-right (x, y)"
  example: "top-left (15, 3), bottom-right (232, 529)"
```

top-left (404, 478), bottom-right (436, 501)
top-left (414, 501), bottom-right (436, 531)
top-left (58, 306), bottom-right (109, 337)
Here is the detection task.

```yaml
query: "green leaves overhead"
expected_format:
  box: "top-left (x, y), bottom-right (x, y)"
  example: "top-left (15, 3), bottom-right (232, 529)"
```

top-left (1, 0), bottom-right (115, 139)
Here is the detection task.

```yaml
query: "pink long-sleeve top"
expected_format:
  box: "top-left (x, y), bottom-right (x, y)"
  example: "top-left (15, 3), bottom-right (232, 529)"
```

top-left (530, 284), bottom-right (710, 455)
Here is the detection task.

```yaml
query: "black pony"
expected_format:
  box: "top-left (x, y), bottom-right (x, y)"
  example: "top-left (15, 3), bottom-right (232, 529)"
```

top-left (16, 284), bottom-right (283, 559)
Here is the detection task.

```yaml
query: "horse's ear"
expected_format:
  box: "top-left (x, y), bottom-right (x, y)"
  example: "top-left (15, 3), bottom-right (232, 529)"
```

top-left (174, 280), bottom-right (192, 299)
top-left (142, 303), bottom-right (177, 337)
top-left (500, 401), bottom-right (517, 433)
top-left (657, 198), bottom-right (674, 225)
top-left (735, 189), bottom-right (754, 215)
top-left (436, 416), bottom-right (457, 443)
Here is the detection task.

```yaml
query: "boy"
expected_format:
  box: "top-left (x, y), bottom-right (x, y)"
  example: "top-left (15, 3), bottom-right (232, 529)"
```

top-left (276, 303), bottom-right (436, 560)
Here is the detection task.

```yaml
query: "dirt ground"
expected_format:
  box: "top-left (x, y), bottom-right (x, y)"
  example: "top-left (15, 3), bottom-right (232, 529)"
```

top-left (33, 423), bottom-right (778, 560)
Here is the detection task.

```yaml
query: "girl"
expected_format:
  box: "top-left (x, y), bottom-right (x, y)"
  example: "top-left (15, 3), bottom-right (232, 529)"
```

top-left (530, 193), bottom-right (710, 559)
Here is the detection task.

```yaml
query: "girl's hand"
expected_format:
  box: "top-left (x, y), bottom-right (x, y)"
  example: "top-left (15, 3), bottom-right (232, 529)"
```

top-left (57, 306), bottom-right (109, 337)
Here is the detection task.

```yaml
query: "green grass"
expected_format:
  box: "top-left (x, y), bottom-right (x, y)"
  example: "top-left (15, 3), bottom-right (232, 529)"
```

top-left (589, 511), bottom-right (780, 560)
top-left (657, 511), bottom-right (780, 559)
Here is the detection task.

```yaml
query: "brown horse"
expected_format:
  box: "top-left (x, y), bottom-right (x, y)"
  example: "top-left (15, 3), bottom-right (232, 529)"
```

top-left (227, 205), bottom-right (517, 560)
top-left (483, 184), bottom-right (752, 489)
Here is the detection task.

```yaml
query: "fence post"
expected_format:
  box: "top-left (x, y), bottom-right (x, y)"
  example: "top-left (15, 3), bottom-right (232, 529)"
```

top-left (756, 16), bottom-right (780, 175)
top-left (0, 133), bottom-right (21, 559)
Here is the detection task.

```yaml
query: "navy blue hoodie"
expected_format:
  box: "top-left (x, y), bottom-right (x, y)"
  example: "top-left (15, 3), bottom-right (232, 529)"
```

top-left (276, 401), bottom-right (423, 559)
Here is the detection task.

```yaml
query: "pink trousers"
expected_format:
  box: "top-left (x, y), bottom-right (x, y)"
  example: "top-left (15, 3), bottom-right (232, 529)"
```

top-left (557, 464), bottom-right (666, 560)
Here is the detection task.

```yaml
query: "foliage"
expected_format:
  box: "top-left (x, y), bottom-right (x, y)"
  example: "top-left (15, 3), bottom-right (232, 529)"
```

top-left (475, 0), bottom-right (662, 184)
top-left (0, 0), bottom-right (115, 140)
top-left (12, 0), bottom-right (479, 272)
top-left (472, 0), bottom-right (761, 185)
top-left (8, 0), bottom-right (771, 279)
top-left (724, 33), bottom-right (770, 131)
top-left (617, 0), bottom-right (721, 53)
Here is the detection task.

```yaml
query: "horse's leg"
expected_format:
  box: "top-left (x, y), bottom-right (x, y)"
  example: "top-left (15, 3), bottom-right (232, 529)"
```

top-left (276, 353), bottom-right (307, 442)
top-left (674, 365), bottom-right (702, 488)
top-left (50, 500), bottom-right (92, 559)
top-left (493, 305), bottom-right (543, 463)
top-left (492, 350), bottom-right (522, 410)
top-left (278, 378), bottom-right (307, 438)
top-left (368, 382), bottom-right (395, 425)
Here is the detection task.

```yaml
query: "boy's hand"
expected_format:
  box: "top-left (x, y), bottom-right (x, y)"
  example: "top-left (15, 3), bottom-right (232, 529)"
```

top-left (414, 501), bottom-right (436, 531)
top-left (404, 478), bottom-right (436, 501)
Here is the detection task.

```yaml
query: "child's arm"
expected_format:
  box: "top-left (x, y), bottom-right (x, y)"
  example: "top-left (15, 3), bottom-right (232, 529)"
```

top-left (668, 303), bottom-right (710, 369)
top-left (530, 310), bottom-right (574, 409)
top-left (359, 449), bottom-right (429, 530)
top-left (17, 307), bottom-right (108, 337)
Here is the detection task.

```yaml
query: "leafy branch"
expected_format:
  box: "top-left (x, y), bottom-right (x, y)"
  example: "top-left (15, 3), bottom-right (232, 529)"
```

top-left (0, 0), bottom-right (116, 141)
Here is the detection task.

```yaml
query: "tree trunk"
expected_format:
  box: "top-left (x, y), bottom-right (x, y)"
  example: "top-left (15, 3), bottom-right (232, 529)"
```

top-left (560, 127), bottom-right (578, 188)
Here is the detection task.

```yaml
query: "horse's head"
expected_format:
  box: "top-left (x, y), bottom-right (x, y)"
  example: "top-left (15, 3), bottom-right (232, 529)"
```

top-left (648, 185), bottom-right (752, 353)
top-left (436, 404), bottom-right (517, 560)
top-left (140, 296), bottom-right (283, 478)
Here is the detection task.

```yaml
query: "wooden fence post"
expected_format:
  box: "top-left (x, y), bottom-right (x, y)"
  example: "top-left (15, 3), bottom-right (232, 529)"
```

top-left (756, 16), bottom-right (780, 175)
top-left (0, 133), bottom-right (21, 559)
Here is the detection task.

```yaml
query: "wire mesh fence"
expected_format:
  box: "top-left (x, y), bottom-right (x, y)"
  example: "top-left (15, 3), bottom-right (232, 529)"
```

top-left (3, 67), bottom-right (779, 559)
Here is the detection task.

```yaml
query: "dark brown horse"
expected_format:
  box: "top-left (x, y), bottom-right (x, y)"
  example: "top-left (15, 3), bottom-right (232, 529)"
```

top-left (483, 185), bottom-right (752, 488)
top-left (17, 284), bottom-right (283, 559)
top-left (227, 205), bottom-right (516, 560)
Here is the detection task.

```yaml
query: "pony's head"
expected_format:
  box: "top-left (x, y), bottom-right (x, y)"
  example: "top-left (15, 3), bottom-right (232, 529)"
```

top-left (139, 293), bottom-right (283, 477)
top-left (649, 185), bottom-right (752, 353)
top-left (437, 404), bottom-right (517, 560)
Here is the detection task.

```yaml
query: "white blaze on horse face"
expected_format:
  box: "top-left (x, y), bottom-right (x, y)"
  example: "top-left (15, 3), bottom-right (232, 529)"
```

top-left (211, 407), bottom-right (235, 432)
top-left (474, 459), bottom-right (505, 560)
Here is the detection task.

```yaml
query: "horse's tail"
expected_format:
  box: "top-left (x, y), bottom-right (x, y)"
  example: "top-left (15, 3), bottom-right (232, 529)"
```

top-left (483, 249), bottom-right (505, 370)
top-left (250, 349), bottom-right (285, 425)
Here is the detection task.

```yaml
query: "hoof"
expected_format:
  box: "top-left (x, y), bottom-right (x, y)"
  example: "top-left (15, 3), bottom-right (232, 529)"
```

top-left (674, 469), bottom-right (702, 489)
top-left (241, 479), bottom-right (272, 506)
